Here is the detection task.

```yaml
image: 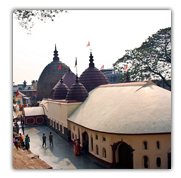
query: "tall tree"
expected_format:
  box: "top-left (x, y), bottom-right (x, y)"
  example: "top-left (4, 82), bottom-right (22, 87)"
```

top-left (113, 27), bottom-right (171, 89)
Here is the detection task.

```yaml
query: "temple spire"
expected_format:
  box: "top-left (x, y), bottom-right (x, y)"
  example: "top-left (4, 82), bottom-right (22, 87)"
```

top-left (89, 52), bottom-right (94, 68)
top-left (75, 75), bottom-right (79, 83)
top-left (60, 78), bottom-right (63, 84)
top-left (53, 44), bottom-right (59, 61)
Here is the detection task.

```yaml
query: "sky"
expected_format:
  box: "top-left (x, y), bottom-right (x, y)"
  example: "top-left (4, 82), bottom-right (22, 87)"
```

top-left (13, 10), bottom-right (171, 85)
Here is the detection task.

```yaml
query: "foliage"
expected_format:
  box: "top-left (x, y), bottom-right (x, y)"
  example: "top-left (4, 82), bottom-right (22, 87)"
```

top-left (13, 97), bottom-right (16, 104)
top-left (119, 73), bottom-right (126, 83)
top-left (13, 10), bottom-right (66, 33)
top-left (113, 27), bottom-right (171, 89)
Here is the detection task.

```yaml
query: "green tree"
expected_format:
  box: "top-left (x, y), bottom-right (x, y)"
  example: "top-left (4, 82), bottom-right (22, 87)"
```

top-left (13, 10), bottom-right (67, 33)
top-left (113, 27), bottom-right (171, 89)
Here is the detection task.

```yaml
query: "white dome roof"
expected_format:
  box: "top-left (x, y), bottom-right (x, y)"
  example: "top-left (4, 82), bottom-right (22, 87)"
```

top-left (68, 81), bottom-right (171, 134)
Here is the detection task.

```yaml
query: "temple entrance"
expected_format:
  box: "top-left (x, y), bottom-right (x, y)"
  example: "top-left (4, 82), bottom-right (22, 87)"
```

top-left (117, 142), bottom-right (133, 169)
top-left (82, 131), bottom-right (89, 153)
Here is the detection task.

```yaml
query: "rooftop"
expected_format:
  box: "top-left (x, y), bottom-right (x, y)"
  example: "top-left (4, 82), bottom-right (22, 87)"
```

top-left (68, 81), bottom-right (171, 134)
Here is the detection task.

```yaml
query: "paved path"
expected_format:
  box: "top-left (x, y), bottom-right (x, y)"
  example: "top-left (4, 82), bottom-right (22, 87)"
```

top-left (20, 124), bottom-right (103, 169)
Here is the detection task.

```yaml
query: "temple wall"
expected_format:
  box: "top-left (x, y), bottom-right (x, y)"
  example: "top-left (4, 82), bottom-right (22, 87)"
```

top-left (68, 121), bottom-right (171, 169)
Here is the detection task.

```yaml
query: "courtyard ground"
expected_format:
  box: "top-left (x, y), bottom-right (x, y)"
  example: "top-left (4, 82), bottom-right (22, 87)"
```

top-left (19, 124), bottom-right (103, 169)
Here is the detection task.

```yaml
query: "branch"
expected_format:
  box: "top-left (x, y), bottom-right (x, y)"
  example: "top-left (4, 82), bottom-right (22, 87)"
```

top-left (146, 61), bottom-right (171, 89)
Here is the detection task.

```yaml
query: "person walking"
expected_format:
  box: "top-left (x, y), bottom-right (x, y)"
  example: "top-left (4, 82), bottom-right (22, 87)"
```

top-left (42, 133), bottom-right (46, 147)
top-left (25, 134), bottom-right (30, 150)
top-left (49, 132), bottom-right (53, 146)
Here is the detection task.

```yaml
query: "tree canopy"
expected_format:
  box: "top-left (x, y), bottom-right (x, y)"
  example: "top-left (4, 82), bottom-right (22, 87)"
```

top-left (113, 27), bottom-right (171, 89)
top-left (13, 10), bottom-right (66, 33)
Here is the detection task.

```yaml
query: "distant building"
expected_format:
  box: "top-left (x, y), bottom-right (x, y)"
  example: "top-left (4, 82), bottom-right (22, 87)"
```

top-left (31, 80), bottom-right (38, 89)
top-left (14, 90), bottom-right (30, 115)
top-left (100, 68), bottom-right (122, 84)
top-left (13, 80), bottom-right (37, 106)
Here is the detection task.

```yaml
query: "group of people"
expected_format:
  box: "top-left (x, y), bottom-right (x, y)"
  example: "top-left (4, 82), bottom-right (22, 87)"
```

top-left (42, 132), bottom-right (53, 147)
top-left (13, 119), bottom-right (81, 156)
top-left (13, 117), bottom-right (29, 150)
top-left (42, 133), bottom-right (81, 155)
top-left (13, 133), bottom-right (30, 150)
top-left (14, 119), bottom-right (24, 135)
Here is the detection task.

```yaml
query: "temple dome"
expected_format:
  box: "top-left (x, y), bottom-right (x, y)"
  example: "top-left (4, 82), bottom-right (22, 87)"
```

top-left (37, 45), bottom-right (70, 101)
top-left (66, 76), bottom-right (88, 102)
top-left (62, 69), bottom-right (76, 88)
top-left (79, 52), bottom-right (109, 92)
top-left (51, 70), bottom-right (75, 98)
top-left (51, 78), bottom-right (69, 100)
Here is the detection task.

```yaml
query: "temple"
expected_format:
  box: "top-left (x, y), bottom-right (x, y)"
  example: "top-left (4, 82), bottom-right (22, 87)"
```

top-left (22, 46), bottom-right (171, 169)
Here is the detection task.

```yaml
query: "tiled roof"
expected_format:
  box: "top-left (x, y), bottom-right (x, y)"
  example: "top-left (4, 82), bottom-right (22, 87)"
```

top-left (13, 85), bottom-right (36, 92)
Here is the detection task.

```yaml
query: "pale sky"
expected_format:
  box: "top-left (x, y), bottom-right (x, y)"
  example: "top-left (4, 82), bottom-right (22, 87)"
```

top-left (13, 10), bottom-right (171, 85)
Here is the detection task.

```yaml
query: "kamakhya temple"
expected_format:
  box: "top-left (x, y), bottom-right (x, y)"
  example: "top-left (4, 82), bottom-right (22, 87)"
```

top-left (23, 46), bottom-right (171, 169)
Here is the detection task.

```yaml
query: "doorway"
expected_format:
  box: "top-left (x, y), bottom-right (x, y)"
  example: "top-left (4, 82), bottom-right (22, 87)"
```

top-left (117, 142), bottom-right (133, 168)
top-left (82, 131), bottom-right (89, 153)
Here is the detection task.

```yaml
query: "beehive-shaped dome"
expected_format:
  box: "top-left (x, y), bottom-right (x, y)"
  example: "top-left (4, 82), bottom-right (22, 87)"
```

top-left (37, 45), bottom-right (70, 101)
top-left (51, 70), bottom-right (75, 98)
top-left (66, 76), bottom-right (88, 102)
top-left (79, 52), bottom-right (109, 92)
top-left (51, 78), bottom-right (69, 100)
top-left (62, 69), bottom-right (76, 88)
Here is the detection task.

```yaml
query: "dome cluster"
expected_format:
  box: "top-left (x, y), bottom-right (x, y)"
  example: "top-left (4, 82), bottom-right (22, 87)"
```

top-left (38, 46), bottom-right (109, 102)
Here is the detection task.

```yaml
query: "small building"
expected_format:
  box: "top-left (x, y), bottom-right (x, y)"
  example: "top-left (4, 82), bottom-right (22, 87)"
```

top-left (100, 68), bottom-right (122, 84)
top-left (23, 106), bottom-right (45, 125)
top-left (14, 91), bottom-right (31, 115)
top-left (13, 80), bottom-right (37, 106)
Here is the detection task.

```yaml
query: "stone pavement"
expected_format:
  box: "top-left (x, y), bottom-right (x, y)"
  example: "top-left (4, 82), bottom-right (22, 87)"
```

top-left (19, 124), bottom-right (103, 169)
